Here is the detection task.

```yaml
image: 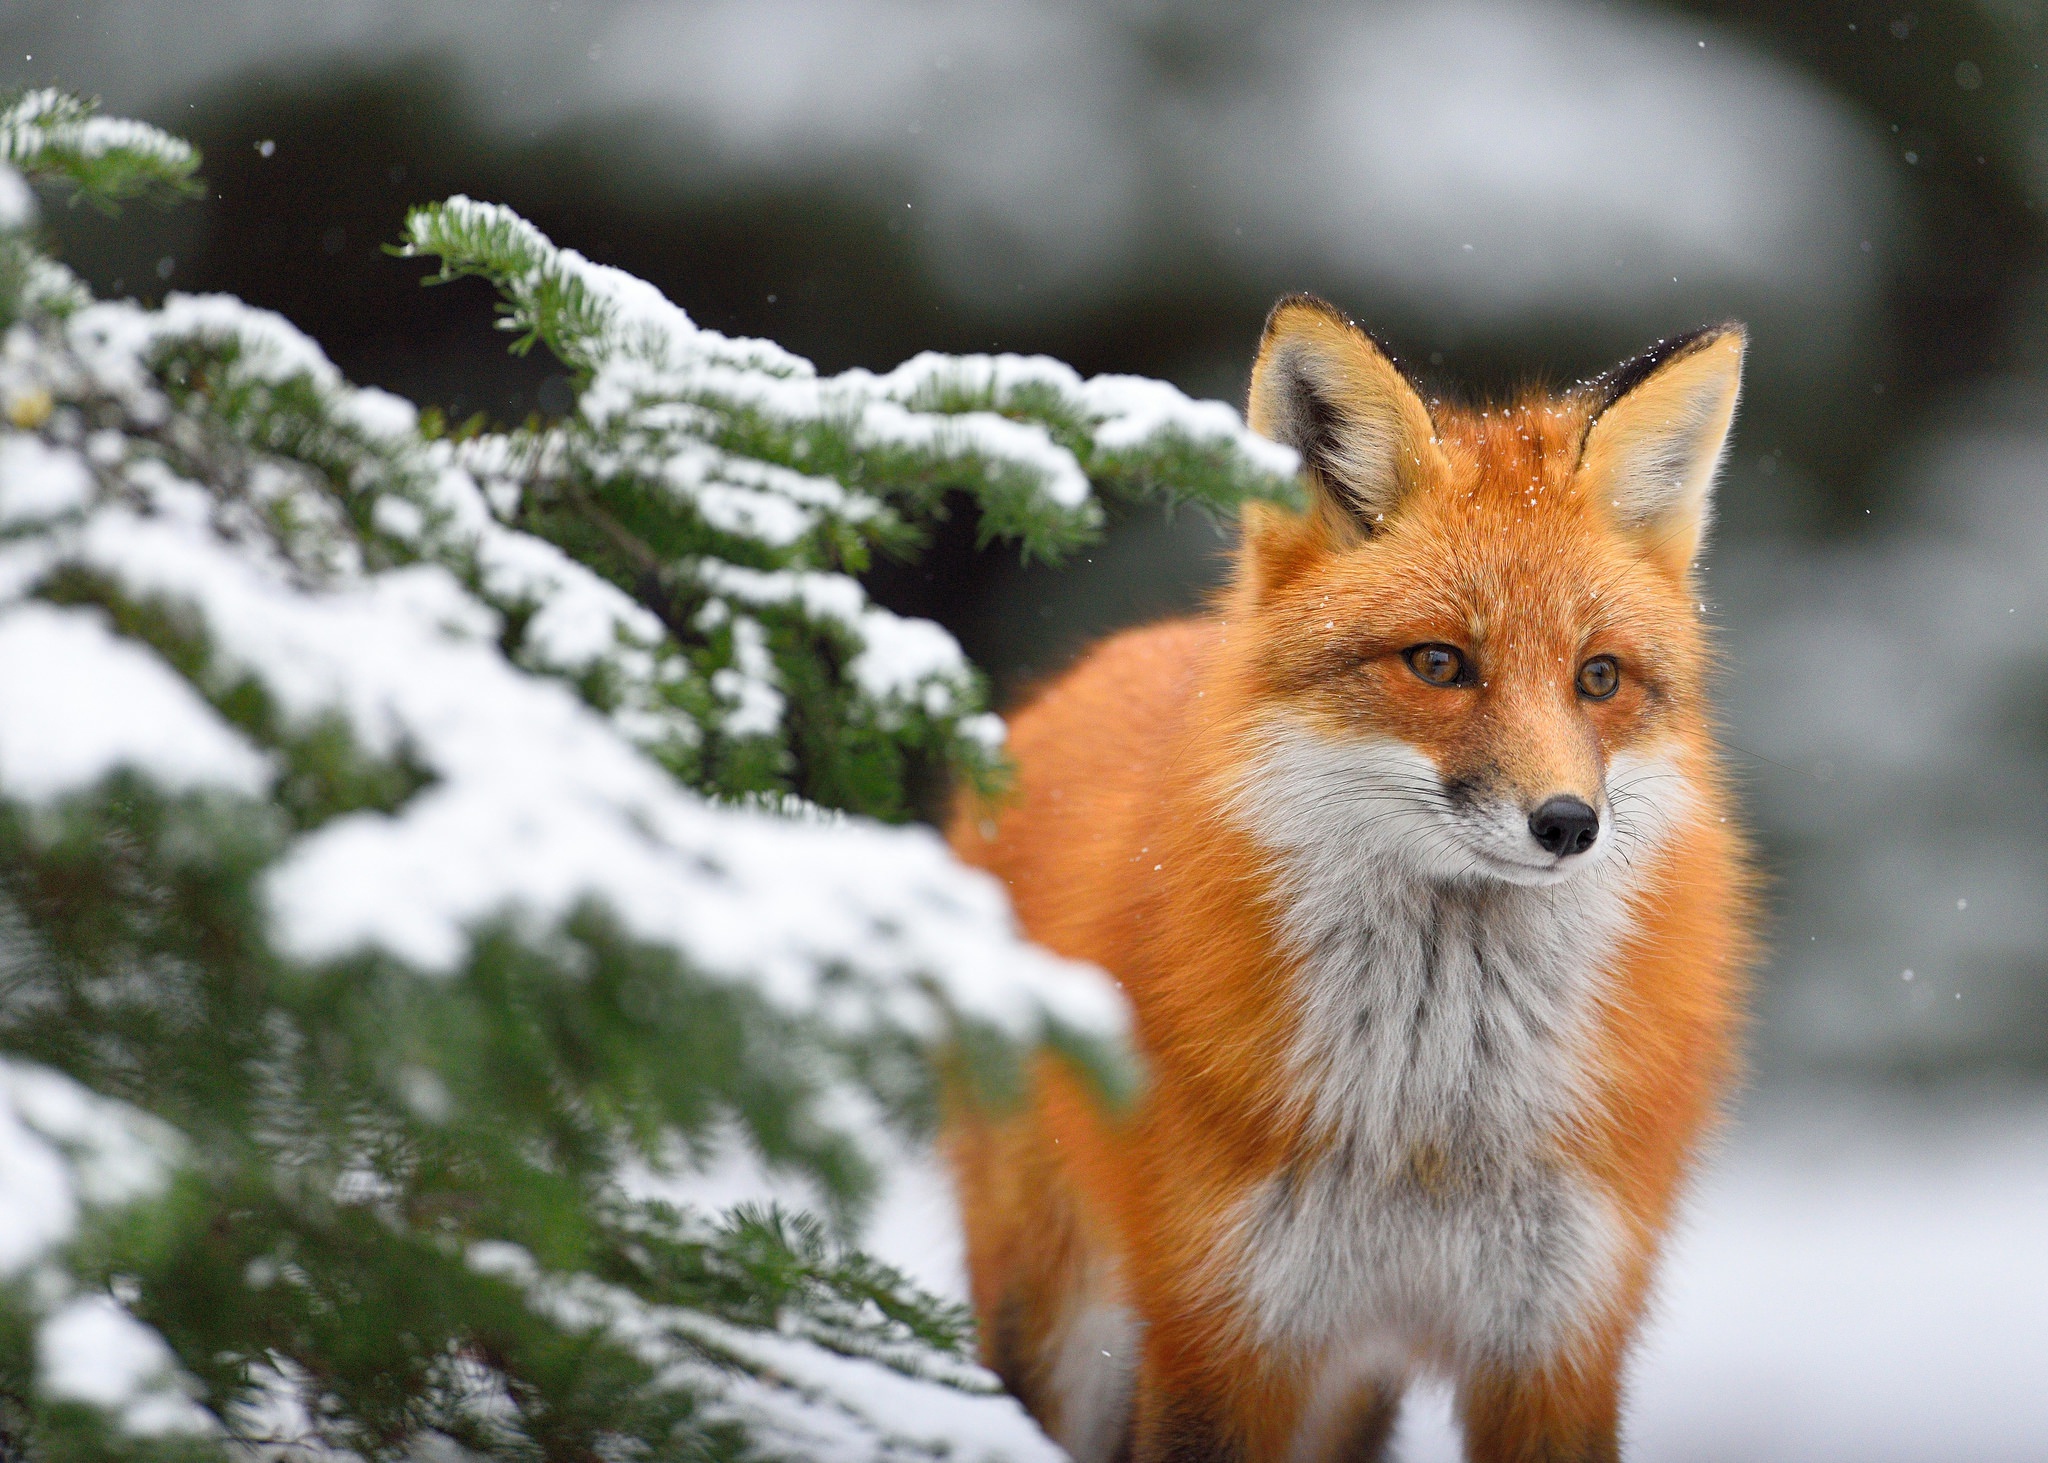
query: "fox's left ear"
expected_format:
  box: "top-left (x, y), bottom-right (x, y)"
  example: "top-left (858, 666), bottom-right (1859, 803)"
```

top-left (1578, 324), bottom-right (1745, 576)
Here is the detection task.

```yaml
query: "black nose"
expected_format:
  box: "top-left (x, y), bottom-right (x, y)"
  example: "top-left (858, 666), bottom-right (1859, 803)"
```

top-left (1529, 796), bottom-right (1600, 857)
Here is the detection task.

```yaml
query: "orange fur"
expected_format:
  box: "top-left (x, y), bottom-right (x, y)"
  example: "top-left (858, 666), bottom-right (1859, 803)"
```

top-left (946, 297), bottom-right (1757, 1462)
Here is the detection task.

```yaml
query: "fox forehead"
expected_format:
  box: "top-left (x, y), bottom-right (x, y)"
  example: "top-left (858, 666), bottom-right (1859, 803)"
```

top-left (1267, 447), bottom-right (1696, 675)
top-left (1432, 394), bottom-right (1595, 489)
top-left (1409, 395), bottom-right (1632, 557)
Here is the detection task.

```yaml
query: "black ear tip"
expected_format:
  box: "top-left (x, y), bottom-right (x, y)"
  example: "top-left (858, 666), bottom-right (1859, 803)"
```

top-left (1590, 322), bottom-right (1746, 416)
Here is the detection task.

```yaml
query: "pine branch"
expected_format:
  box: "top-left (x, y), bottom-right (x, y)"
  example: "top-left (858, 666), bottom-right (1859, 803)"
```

top-left (0, 90), bottom-right (201, 212)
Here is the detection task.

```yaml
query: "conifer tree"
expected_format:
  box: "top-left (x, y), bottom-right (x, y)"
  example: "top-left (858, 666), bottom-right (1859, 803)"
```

top-left (0, 91), bottom-right (1295, 1461)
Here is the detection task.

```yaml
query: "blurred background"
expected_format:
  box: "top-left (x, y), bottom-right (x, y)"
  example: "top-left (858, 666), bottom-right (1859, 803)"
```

top-left (3, 2), bottom-right (2044, 1457)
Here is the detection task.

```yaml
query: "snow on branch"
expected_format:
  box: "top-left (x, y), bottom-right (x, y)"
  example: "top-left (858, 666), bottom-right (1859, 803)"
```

top-left (400, 195), bottom-right (1297, 557)
top-left (1, 284), bottom-right (1126, 1093)
top-left (0, 1058), bottom-right (210, 1444)
top-left (0, 89), bottom-right (201, 211)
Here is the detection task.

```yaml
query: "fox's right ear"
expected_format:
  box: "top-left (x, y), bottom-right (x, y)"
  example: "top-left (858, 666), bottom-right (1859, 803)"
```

top-left (1246, 295), bottom-right (1446, 546)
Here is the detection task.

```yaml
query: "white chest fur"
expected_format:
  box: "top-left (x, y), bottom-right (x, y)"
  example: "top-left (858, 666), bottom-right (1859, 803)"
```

top-left (1220, 726), bottom-right (1683, 1373)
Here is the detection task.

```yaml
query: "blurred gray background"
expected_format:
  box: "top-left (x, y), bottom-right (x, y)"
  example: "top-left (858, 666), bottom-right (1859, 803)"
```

top-left (4, 4), bottom-right (2045, 1453)
top-left (6, 0), bottom-right (2011, 1083)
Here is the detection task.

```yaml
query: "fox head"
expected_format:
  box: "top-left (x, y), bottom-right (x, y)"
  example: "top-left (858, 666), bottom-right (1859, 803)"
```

top-left (1229, 294), bottom-right (1742, 887)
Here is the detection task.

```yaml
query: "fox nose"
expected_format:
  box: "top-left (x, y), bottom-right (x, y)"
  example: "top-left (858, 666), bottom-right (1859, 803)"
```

top-left (1529, 796), bottom-right (1600, 858)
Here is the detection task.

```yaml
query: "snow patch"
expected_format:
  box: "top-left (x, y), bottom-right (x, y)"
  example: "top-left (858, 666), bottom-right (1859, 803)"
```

top-left (0, 600), bottom-right (272, 802)
top-left (468, 1238), bottom-right (1063, 1463)
top-left (38, 1294), bottom-right (212, 1436)
top-left (333, 384), bottom-right (418, 442)
top-left (849, 610), bottom-right (970, 709)
top-left (0, 163), bottom-right (33, 232)
top-left (874, 351), bottom-right (1299, 481)
top-left (0, 433), bottom-right (94, 526)
top-left (0, 1056), bottom-right (180, 1276)
top-left (698, 560), bottom-right (974, 712)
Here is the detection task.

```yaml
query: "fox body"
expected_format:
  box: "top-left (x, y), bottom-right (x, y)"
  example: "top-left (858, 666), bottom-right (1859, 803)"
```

top-left (945, 297), bottom-right (1756, 1462)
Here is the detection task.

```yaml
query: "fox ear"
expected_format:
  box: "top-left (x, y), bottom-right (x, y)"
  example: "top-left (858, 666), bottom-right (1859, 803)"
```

top-left (1578, 324), bottom-right (1745, 574)
top-left (1247, 295), bottom-right (1445, 544)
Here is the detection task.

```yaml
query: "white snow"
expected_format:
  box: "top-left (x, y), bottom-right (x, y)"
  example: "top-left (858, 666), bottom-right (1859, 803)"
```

top-left (583, 348), bottom-right (1110, 522)
top-left (647, 440), bottom-right (870, 547)
top-left (869, 352), bottom-right (1301, 482)
top-left (849, 610), bottom-right (970, 711)
top-left (0, 162), bottom-right (33, 232)
top-left (1083, 373), bottom-right (1301, 480)
top-left (697, 560), bottom-right (977, 715)
top-left (710, 613), bottom-right (783, 737)
top-left (698, 561), bottom-right (867, 625)
top-left (0, 1054), bottom-right (188, 1441)
top-left (370, 491), bottom-right (425, 543)
top-left (0, 1077), bottom-right (82, 1276)
top-left (477, 527), bottom-right (665, 664)
top-left (432, 462), bottom-right (699, 751)
top-left (421, 195), bottom-right (808, 381)
top-left (134, 295), bottom-right (342, 391)
top-left (702, 1319), bottom-right (1064, 1463)
top-left (958, 711), bottom-right (1006, 753)
top-left (17, 255), bottom-right (88, 318)
top-left (0, 600), bottom-right (272, 802)
top-left (0, 1056), bottom-right (180, 1275)
top-left (332, 384), bottom-right (418, 442)
top-left (468, 1236), bottom-right (1063, 1462)
top-left (0, 1059), bottom-right (182, 1213)
top-left (1624, 1090), bottom-right (2048, 1463)
top-left (38, 1294), bottom-right (213, 1437)
top-left (65, 293), bottom-right (343, 431)
top-left (857, 399), bottom-right (1092, 511)
top-left (38, 289), bottom-right (714, 767)
top-left (0, 433), bottom-right (94, 526)
top-left (693, 479), bottom-right (816, 544)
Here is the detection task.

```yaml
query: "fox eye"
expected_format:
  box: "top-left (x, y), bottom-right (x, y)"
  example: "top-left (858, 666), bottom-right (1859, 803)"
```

top-left (1577, 655), bottom-right (1620, 700)
top-left (1403, 644), bottom-right (1468, 687)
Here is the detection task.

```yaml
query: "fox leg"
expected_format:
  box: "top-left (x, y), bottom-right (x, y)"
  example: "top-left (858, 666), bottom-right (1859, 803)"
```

top-left (1127, 1344), bottom-right (1391, 1463)
top-left (1321, 1384), bottom-right (1401, 1461)
top-left (1126, 1367), bottom-right (1400, 1463)
top-left (1279, 1369), bottom-right (1404, 1463)
top-left (1128, 1369), bottom-right (1245, 1463)
top-left (1455, 1349), bottom-right (1622, 1463)
top-left (966, 1185), bottom-right (1138, 1460)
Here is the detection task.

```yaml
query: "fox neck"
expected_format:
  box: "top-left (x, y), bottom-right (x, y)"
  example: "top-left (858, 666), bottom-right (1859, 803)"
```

top-left (1224, 718), bottom-right (1652, 1168)
top-left (1214, 718), bottom-right (1666, 1363)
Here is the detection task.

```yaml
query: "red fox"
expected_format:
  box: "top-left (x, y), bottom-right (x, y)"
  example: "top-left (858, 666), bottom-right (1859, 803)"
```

top-left (945, 295), bottom-right (1756, 1462)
